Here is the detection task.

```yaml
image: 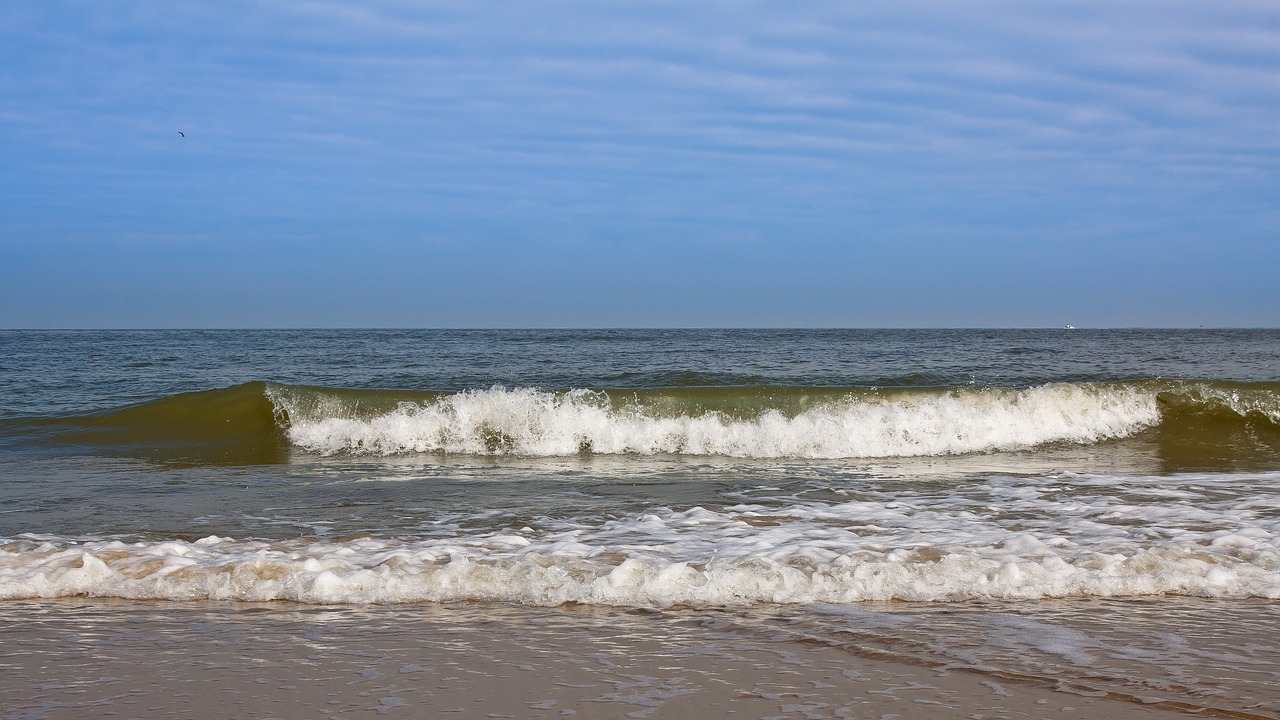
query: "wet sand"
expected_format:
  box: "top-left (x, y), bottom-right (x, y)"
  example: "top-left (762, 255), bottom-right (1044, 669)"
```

top-left (2, 599), bottom-right (1277, 719)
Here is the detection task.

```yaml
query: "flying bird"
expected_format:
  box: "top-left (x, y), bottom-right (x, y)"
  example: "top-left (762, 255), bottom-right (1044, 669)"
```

top-left (178, 131), bottom-right (186, 137)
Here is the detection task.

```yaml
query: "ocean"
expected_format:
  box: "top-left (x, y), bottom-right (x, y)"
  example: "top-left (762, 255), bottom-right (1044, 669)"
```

top-left (1, 329), bottom-right (1278, 718)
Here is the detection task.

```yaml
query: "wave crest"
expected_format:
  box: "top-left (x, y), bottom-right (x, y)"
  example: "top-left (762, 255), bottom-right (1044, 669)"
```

top-left (276, 384), bottom-right (1160, 459)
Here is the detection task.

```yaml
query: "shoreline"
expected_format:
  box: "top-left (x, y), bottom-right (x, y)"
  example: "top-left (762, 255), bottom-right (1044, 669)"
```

top-left (3, 598), bottom-right (1276, 719)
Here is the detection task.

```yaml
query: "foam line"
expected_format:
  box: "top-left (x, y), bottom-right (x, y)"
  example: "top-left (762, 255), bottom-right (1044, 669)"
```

top-left (277, 384), bottom-right (1161, 458)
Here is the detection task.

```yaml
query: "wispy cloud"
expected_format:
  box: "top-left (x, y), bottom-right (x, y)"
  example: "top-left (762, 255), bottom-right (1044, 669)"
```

top-left (1, 0), bottom-right (1276, 326)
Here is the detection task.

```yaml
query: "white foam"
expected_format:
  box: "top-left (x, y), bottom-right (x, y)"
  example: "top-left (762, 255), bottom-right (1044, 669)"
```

top-left (12, 466), bottom-right (1275, 607)
top-left (277, 384), bottom-right (1160, 458)
top-left (2, 535), bottom-right (1275, 606)
top-left (4, 482), bottom-right (1277, 606)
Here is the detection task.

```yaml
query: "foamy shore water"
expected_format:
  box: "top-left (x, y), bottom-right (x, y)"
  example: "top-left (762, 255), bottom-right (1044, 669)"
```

top-left (4, 529), bottom-right (1279, 605)
top-left (7, 469), bottom-right (1279, 605)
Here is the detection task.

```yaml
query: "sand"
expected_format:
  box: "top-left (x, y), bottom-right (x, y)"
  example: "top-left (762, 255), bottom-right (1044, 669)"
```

top-left (2, 598), bottom-right (1276, 719)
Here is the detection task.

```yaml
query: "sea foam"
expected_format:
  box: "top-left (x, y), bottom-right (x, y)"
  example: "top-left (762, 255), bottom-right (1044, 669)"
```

top-left (2, 527), bottom-right (1276, 606)
top-left (7, 470), bottom-right (1278, 606)
top-left (278, 384), bottom-right (1160, 458)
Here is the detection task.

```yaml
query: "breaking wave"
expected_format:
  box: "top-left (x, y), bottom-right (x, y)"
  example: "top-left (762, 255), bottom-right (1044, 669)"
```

top-left (8, 379), bottom-right (1277, 463)
top-left (276, 384), bottom-right (1160, 458)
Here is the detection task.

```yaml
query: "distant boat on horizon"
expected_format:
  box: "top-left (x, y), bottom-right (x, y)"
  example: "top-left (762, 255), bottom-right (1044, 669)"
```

top-left (1065, 324), bottom-right (1076, 330)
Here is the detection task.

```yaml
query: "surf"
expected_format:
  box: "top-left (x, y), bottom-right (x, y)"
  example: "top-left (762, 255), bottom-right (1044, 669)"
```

top-left (4, 524), bottom-right (1277, 606)
top-left (276, 383), bottom-right (1163, 459)
top-left (5, 379), bottom-right (1278, 465)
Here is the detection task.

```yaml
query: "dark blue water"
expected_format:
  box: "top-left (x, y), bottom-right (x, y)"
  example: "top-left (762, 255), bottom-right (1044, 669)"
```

top-left (2, 329), bottom-right (1276, 418)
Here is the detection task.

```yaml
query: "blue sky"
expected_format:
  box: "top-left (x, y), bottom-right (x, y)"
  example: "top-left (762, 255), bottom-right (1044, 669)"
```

top-left (2, 1), bottom-right (1277, 327)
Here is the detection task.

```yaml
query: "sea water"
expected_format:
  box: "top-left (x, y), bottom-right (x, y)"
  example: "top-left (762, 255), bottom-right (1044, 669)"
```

top-left (1, 329), bottom-right (1278, 717)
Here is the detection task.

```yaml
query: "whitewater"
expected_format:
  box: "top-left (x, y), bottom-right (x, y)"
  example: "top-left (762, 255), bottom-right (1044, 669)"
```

top-left (276, 383), bottom-right (1163, 458)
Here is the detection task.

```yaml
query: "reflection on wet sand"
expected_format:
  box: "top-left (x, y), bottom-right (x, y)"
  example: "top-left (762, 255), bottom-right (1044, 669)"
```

top-left (2, 598), bottom-right (1275, 719)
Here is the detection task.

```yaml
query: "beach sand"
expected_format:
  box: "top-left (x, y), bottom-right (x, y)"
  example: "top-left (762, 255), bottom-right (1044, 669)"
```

top-left (3, 598), bottom-right (1276, 719)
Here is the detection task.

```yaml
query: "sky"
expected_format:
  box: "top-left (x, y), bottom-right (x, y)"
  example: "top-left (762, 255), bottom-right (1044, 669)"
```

top-left (1, 1), bottom-right (1277, 328)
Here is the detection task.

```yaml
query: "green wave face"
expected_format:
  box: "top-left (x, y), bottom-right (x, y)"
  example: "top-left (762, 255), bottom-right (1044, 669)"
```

top-left (5, 380), bottom-right (1278, 470)
top-left (13, 382), bottom-right (288, 466)
top-left (1152, 382), bottom-right (1280, 471)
